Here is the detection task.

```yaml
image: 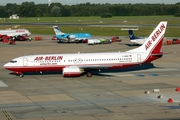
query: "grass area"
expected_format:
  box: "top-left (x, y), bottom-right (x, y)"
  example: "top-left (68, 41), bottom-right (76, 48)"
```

top-left (0, 16), bottom-right (180, 37)
top-left (1, 16), bottom-right (179, 24)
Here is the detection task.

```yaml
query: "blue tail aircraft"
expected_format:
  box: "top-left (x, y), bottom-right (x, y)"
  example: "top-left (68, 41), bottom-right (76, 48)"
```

top-left (128, 30), bottom-right (147, 45)
top-left (53, 26), bottom-right (92, 43)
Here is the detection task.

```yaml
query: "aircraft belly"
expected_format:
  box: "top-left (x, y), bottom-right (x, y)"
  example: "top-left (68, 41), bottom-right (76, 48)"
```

top-left (78, 62), bottom-right (139, 70)
top-left (5, 65), bottom-right (65, 72)
top-left (108, 63), bottom-right (139, 69)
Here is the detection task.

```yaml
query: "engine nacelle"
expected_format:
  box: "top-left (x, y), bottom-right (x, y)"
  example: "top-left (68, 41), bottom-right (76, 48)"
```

top-left (68, 35), bottom-right (76, 39)
top-left (63, 67), bottom-right (81, 77)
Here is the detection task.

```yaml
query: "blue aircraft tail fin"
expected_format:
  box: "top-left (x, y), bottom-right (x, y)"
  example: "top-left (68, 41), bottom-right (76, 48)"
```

top-left (53, 26), bottom-right (65, 35)
top-left (128, 30), bottom-right (140, 40)
top-left (128, 30), bottom-right (134, 40)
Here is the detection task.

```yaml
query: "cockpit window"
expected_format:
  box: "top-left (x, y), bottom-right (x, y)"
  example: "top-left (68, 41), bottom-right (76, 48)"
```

top-left (10, 60), bottom-right (17, 63)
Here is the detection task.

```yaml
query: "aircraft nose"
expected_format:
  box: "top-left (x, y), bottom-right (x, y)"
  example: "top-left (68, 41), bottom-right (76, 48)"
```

top-left (3, 63), bottom-right (10, 68)
top-left (4, 63), bottom-right (8, 68)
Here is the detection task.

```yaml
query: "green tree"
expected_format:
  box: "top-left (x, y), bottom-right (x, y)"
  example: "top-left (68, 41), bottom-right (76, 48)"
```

top-left (101, 13), bottom-right (112, 18)
top-left (0, 7), bottom-right (7, 17)
top-left (34, 8), bottom-right (43, 17)
top-left (51, 5), bottom-right (61, 17)
top-left (21, 2), bottom-right (35, 6)
top-left (61, 6), bottom-right (71, 17)
top-left (5, 3), bottom-right (17, 16)
top-left (42, 6), bottom-right (51, 17)
top-left (1, 2), bottom-right (180, 17)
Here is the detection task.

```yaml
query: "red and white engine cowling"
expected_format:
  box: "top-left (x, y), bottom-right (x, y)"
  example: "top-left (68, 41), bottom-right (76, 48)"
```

top-left (63, 67), bottom-right (82, 77)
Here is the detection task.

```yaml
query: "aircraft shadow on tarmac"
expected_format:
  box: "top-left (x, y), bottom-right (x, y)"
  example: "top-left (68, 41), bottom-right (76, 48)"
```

top-left (57, 42), bottom-right (78, 44)
top-left (125, 43), bottom-right (141, 46)
top-left (117, 43), bottom-right (140, 47)
top-left (162, 106), bottom-right (180, 110)
top-left (8, 63), bottom-right (160, 77)
top-left (93, 63), bottom-right (158, 76)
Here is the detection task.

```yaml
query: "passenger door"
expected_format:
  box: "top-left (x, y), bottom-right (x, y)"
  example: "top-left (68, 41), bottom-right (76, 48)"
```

top-left (23, 57), bottom-right (28, 66)
top-left (137, 54), bottom-right (141, 62)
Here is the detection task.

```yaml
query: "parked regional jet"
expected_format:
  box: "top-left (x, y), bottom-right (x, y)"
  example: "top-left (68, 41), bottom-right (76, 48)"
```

top-left (53, 26), bottom-right (92, 43)
top-left (128, 30), bottom-right (147, 45)
top-left (0, 28), bottom-right (31, 38)
top-left (4, 21), bottom-right (167, 77)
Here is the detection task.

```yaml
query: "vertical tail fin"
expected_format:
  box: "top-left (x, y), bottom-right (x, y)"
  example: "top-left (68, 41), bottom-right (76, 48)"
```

top-left (52, 26), bottom-right (64, 35)
top-left (127, 21), bottom-right (167, 53)
top-left (128, 30), bottom-right (135, 40)
top-left (128, 30), bottom-right (141, 40)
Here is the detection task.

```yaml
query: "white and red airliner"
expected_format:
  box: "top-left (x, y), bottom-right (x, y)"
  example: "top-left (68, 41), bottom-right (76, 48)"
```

top-left (4, 21), bottom-right (167, 77)
top-left (0, 28), bottom-right (31, 38)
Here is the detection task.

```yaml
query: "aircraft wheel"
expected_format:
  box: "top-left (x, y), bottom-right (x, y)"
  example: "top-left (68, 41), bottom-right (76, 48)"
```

top-left (87, 72), bottom-right (92, 77)
top-left (40, 71), bottom-right (43, 75)
top-left (20, 74), bottom-right (24, 78)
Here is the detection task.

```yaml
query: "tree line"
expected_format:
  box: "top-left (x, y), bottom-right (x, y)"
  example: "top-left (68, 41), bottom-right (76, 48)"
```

top-left (0, 2), bottom-right (180, 18)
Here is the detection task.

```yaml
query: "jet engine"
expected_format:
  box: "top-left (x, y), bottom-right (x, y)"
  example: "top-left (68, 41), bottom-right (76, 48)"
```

top-left (68, 35), bottom-right (76, 39)
top-left (63, 66), bottom-right (83, 77)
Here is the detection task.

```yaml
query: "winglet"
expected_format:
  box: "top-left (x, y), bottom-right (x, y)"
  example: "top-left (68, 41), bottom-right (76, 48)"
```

top-left (127, 21), bottom-right (167, 53)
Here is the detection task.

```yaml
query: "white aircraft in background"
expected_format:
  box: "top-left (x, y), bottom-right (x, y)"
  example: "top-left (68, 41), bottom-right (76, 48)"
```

top-left (128, 29), bottom-right (147, 45)
top-left (0, 28), bottom-right (31, 38)
top-left (4, 21), bottom-right (167, 77)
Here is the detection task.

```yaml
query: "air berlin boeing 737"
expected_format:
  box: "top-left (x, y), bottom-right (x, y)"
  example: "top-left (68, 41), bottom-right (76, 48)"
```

top-left (4, 21), bottom-right (167, 77)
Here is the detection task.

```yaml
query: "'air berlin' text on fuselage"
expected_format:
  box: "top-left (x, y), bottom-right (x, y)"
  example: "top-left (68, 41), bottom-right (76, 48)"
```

top-left (34, 56), bottom-right (63, 61)
top-left (145, 24), bottom-right (166, 51)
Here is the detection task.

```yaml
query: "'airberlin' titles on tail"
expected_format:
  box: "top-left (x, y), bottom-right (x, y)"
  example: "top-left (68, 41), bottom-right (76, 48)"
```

top-left (127, 21), bottom-right (167, 53)
top-left (145, 23), bottom-right (166, 51)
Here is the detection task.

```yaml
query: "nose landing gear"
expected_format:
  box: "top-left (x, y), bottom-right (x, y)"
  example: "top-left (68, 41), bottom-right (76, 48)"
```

top-left (14, 71), bottom-right (24, 77)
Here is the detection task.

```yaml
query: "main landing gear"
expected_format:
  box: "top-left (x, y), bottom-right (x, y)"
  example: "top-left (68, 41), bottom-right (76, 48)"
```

top-left (19, 74), bottom-right (24, 78)
top-left (86, 72), bottom-right (92, 77)
top-left (40, 71), bottom-right (43, 75)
